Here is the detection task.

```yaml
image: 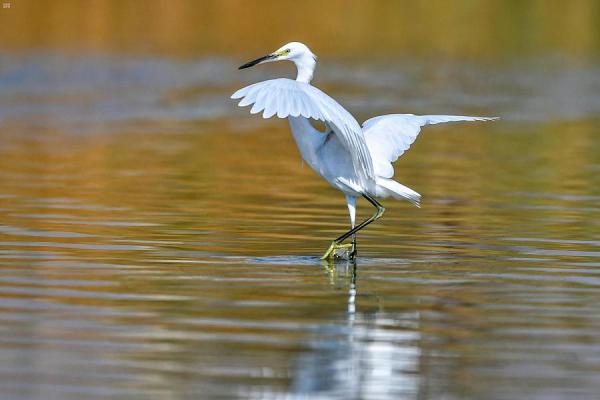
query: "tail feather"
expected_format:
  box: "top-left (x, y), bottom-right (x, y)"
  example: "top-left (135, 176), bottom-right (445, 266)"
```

top-left (376, 178), bottom-right (421, 208)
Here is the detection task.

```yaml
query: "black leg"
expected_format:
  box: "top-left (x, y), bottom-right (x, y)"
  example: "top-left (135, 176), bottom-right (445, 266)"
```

top-left (321, 193), bottom-right (385, 260)
top-left (349, 233), bottom-right (357, 259)
top-left (334, 193), bottom-right (385, 244)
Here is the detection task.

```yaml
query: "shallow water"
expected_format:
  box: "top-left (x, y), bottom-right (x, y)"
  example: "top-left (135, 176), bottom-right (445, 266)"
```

top-left (2, 3), bottom-right (600, 398)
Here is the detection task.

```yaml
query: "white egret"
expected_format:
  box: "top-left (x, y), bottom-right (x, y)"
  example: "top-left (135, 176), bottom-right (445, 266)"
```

top-left (232, 42), bottom-right (496, 260)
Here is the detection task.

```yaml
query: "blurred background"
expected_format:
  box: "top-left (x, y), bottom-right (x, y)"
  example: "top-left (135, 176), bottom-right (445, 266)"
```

top-left (1, 1), bottom-right (600, 399)
top-left (2, 0), bottom-right (599, 58)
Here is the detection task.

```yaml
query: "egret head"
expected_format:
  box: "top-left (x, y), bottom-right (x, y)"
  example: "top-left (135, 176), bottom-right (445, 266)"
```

top-left (238, 42), bottom-right (317, 83)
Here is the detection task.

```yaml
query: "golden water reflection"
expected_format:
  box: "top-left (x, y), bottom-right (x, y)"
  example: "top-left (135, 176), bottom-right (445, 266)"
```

top-left (1, 112), bottom-right (600, 398)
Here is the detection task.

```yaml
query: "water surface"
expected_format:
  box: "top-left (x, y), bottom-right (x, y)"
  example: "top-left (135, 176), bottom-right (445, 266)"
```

top-left (1, 3), bottom-right (600, 399)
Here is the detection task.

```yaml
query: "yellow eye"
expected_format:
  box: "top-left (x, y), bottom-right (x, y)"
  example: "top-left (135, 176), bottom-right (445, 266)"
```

top-left (285, 49), bottom-right (291, 54)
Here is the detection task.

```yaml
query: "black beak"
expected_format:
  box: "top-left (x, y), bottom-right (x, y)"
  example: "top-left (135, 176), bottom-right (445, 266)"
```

top-left (238, 53), bottom-right (276, 70)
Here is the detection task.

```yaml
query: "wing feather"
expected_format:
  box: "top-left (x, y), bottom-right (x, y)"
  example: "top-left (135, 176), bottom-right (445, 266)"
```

top-left (363, 114), bottom-right (498, 178)
top-left (237, 84), bottom-right (262, 107)
top-left (231, 83), bottom-right (255, 100)
top-left (263, 86), bottom-right (279, 118)
top-left (276, 88), bottom-right (289, 118)
top-left (299, 91), bottom-right (317, 119)
top-left (249, 82), bottom-right (271, 114)
top-left (232, 78), bottom-right (376, 189)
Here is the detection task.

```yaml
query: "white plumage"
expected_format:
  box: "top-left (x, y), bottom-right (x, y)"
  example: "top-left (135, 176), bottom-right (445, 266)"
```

top-left (232, 78), bottom-right (376, 192)
top-left (232, 42), bottom-right (497, 259)
top-left (363, 114), bottom-right (497, 180)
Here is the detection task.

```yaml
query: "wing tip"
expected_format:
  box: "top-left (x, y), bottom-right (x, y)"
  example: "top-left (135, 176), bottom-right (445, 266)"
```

top-left (262, 109), bottom-right (277, 119)
top-left (408, 195), bottom-right (421, 208)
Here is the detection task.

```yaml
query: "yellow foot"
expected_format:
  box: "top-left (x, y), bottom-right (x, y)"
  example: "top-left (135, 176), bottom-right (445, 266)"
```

top-left (321, 242), bottom-right (353, 260)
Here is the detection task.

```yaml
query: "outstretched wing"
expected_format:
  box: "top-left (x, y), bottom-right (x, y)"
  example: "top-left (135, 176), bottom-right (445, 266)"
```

top-left (232, 78), bottom-right (376, 189)
top-left (363, 114), bottom-right (498, 178)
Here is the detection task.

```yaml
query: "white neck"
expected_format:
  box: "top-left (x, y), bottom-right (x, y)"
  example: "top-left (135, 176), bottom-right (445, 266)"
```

top-left (293, 54), bottom-right (316, 84)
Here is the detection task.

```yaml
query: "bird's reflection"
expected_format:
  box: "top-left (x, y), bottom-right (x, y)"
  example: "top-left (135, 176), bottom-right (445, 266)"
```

top-left (321, 257), bottom-right (358, 316)
top-left (289, 258), bottom-right (421, 398)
